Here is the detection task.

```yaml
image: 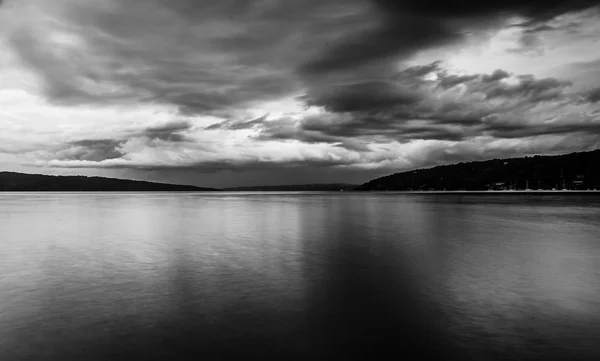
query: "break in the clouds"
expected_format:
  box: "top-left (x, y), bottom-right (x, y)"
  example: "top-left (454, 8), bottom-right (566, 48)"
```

top-left (1, 0), bottom-right (600, 187)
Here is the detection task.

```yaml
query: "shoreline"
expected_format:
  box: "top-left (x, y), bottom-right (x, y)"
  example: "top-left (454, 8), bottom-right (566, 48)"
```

top-left (367, 190), bottom-right (600, 194)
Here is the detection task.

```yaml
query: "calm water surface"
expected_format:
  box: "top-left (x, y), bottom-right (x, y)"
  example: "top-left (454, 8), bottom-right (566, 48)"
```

top-left (1, 192), bottom-right (600, 360)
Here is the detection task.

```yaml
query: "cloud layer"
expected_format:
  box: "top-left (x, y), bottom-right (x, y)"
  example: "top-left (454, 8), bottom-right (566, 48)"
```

top-left (1, 0), bottom-right (600, 186)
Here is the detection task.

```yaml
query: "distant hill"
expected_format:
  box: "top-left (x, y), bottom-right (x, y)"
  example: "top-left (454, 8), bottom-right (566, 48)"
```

top-left (225, 183), bottom-right (357, 191)
top-left (0, 172), bottom-right (218, 191)
top-left (356, 150), bottom-right (600, 191)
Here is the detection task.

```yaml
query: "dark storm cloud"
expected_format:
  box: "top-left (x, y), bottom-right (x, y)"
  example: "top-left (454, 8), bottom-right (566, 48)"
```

top-left (482, 70), bottom-right (511, 83)
top-left (205, 114), bottom-right (268, 131)
top-left (484, 75), bottom-right (572, 101)
top-left (479, 112), bottom-right (600, 138)
top-left (301, 63), bottom-right (574, 117)
top-left (9, 0), bottom-right (598, 116)
top-left (300, 63), bottom-right (437, 113)
top-left (300, 81), bottom-right (422, 113)
top-left (142, 120), bottom-right (193, 142)
top-left (261, 64), bottom-right (600, 148)
top-left (54, 120), bottom-right (194, 163)
top-left (376, 0), bottom-right (600, 20)
top-left (300, 61), bottom-right (577, 131)
top-left (300, 0), bottom-right (600, 76)
top-left (299, 16), bottom-right (458, 76)
top-left (437, 68), bottom-right (511, 90)
top-left (438, 74), bottom-right (479, 89)
top-left (11, 18), bottom-right (296, 114)
top-left (260, 116), bottom-right (472, 146)
top-left (585, 87), bottom-right (600, 103)
top-left (486, 123), bottom-right (600, 139)
top-left (256, 125), bottom-right (372, 151)
top-left (293, 1), bottom-right (599, 154)
top-left (8, 0), bottom-right (327, 114)
top-left (61, 139), bottom-right (125, 162)
top-left (256, 113), bottom-right (472, 150)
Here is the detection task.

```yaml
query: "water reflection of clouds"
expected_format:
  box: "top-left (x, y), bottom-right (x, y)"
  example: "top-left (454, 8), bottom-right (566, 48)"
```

top-left (2, 193), bottom-right (600, 359)
top-left (435, 200), bottom-right (600, 356)
top-left (1, 194), bottom-right (315, 359)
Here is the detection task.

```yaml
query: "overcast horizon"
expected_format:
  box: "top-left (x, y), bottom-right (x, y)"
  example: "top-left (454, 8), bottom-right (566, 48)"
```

top-left (2, 0), bottom-right (600, 188)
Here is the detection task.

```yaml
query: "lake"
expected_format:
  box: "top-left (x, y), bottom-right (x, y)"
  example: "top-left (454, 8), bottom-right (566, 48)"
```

top-left (1, 192), bottom-right (600, 360)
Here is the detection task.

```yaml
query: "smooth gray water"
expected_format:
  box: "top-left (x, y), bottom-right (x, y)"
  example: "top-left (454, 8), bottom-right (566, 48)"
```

top-left (1, 192), bottom-right (600, 360)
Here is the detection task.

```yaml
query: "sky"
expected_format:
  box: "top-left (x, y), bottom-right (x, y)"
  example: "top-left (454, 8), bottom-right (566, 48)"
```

top-left (1, 0), bottom-right (600, 188)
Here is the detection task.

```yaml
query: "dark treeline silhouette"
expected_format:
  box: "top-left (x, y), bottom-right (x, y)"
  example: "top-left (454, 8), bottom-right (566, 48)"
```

top-left (357, 149), bottom-right (600, 191)
top-left (225, 183), bottom-right (357, 191)
top-left (0, 172), bottom-right (217, 191)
